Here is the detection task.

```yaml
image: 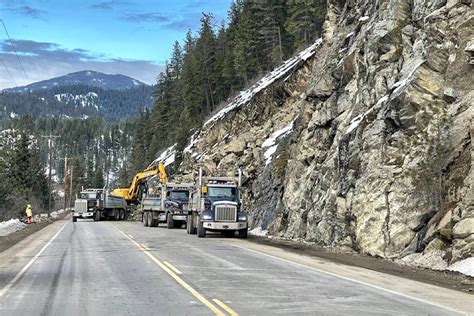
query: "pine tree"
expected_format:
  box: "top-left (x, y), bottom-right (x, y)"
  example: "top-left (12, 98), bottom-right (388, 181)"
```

top-left (285, 0), bottom-right (326, 48)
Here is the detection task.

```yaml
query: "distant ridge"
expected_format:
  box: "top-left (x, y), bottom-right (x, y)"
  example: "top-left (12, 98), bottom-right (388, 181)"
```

top-left (4, 70), bottom-right (148, 93)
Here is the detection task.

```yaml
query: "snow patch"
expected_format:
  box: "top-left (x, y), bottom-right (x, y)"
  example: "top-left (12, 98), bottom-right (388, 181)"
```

top-left (261, 120), bottom-right (295, 166)
top-left (0, 219), bottom-right (26, 237)
top-left (150, 144), bottom-right (176, 167)
top-left (359, 16), bottom-right (369, 22)
top-left (10, 112), bottom-right (18, 118)
top-left (249, 227), bottom-right (269, 237)
top-left (391, 59), bottom-right (425, 98)
top-left (446, 257), bottom-right (474, 277)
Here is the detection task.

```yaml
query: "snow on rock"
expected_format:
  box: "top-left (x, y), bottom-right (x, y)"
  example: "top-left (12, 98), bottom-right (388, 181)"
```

top-left (249, 227), bottom-right (269, 237)
top-left (0, 219), bottom-right (26, 237)
top-left (359, 16), bottom-right (369, 22)
top-left (345, 95), bottom-right (388, 135)
top-left (184, 131), bottom-right (199, 153)
top-left (390, 59), bottom-right (425, 99)
top-left (203, 39), bottom-right (322, 128)
top-left (446, 257), bottom-right (474, 277)
top-left (262, 120), bottom-right (295, 165)
top-left (150, 144), bottom-right (176, 167)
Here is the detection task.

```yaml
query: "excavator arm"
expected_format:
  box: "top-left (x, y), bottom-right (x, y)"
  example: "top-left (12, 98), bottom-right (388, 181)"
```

top-left (111, 162), bottom-right (168, 204)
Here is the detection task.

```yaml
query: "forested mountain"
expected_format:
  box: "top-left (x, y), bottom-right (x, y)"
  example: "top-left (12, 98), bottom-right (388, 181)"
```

top-left (0, 83), bottom-right (154, 124)
top-left (0, 115), bottom-right (136, 220)
top-left (129, 0), bottom-right (326, 172)
top-left (5, 70), bottom-right (147, 93)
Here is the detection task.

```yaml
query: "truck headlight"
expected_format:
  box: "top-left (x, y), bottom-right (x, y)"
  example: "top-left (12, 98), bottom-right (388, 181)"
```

top-left (202, 214), bottom-right (212, 220)
top-left (238, 215), bottom-right (247, 221)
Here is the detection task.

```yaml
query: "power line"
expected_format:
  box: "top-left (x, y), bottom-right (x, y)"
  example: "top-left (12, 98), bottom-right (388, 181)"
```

top-left (0, 57), bottom-right (17, 87)
top-left (0, 19), bottom-right (30, 84)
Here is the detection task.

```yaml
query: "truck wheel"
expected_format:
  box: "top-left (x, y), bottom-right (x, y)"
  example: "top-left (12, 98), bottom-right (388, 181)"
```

top-left (166, 213), bottom-right (174, 229)
top-left (186, 215), bottom-right (196, 234)
top-left (238, 228), bottom-right (248, 239)
top-left (120, 209), bottom-right (125, 220)
top-left (94, 211), bottom-right (100, 222)
top-left (147, 211), bottom-right (153, 227)
top-left (72, 216), bottom-right (77, 223)
top-left (197, 218), bottom-right (206, 238)
top-left (143, 212), bottom-right (149, 226)
top-left (150, 212), bottom-right (159, 227)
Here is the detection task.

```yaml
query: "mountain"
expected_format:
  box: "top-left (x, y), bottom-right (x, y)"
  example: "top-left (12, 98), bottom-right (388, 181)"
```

top-left (4, 70), bottom-right (147, 93)
top-left (0, 84), bottom-right (155, 123)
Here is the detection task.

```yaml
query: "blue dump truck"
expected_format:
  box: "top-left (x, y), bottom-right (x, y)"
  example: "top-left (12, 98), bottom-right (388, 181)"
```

top-left (140, 182), bottom-right (194, 229)
top-left (186, 169), bottom-right (248, 238)
top-left (73, 188), bottom-right (128, 222)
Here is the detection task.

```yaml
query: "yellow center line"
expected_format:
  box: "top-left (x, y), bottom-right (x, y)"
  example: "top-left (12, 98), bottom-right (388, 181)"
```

top-left (163, 261), bottom-right (182, 275)
top-left (140, 243), bottom-right (151, 251)
top-left (113, 225), bottom-right (225, 316)
top-left (213, 299), bottom-right (239, 316)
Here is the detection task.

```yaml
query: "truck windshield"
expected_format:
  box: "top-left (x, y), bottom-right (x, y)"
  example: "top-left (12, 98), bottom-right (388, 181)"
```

top-left (169, 191), bottom-right (189, 200)
top-left (208, 187), bottom-right (237, 199)
top-left (80, 193), bottom-right (97, 199)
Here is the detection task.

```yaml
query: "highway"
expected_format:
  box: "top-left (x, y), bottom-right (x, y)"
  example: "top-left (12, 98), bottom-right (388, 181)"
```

top-left (0, 219), bottom-right (471, 315)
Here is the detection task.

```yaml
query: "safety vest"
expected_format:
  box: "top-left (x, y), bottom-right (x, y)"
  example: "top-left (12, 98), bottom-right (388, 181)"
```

top-left (26, 207), bottom-right (32, 217)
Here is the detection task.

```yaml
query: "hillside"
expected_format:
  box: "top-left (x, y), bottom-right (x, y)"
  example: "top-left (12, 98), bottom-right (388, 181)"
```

top-left (0, 84), bottom-right (154, 123)
top-left (4, 70), bottom-right (147, 93)
top-left (161, 0), bottom-right (473, 272)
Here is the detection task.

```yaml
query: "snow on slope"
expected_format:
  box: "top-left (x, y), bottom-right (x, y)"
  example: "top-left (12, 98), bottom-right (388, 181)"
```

top-left (0, 219), bottom-right (26, 237)
top-left (149, 144), bottom-right (176, 168)
top-left (183, 39), bottom-right (322, 156)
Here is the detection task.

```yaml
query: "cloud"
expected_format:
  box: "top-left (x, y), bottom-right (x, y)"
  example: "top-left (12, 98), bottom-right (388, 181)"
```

top-left (0, 39), bottom-right (163, 90)
top-left (90, 2), bottom-right (114, 10)
top-left (121, 12), bottom-right (170, 23)
top-left (4, 5), bottom-right (47, 19)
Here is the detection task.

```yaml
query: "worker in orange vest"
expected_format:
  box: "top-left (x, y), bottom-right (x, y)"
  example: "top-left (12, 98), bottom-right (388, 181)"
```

top-left (25, 204), bottom-right (33, 224)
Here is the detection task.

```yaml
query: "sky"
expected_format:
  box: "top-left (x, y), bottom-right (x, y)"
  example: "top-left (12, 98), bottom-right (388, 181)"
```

top-left (0, 0), bottom-right (232, 90)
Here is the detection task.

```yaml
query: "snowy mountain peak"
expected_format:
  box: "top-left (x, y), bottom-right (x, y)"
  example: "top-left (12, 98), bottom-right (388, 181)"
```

top-left (4, 70), bottom-right (148, 93)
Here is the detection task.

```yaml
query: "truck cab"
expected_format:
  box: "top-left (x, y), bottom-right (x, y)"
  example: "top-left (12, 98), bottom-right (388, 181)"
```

top-left (73, 188), bottom-right (127, 222)
top-left (187, 169), bottom-right (248, 238)
top-left (73, 190), bottom-right (99, 221)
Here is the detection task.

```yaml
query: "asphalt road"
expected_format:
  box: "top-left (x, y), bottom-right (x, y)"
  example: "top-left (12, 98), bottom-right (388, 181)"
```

top-left (0, 219), bottom-right (470, 315)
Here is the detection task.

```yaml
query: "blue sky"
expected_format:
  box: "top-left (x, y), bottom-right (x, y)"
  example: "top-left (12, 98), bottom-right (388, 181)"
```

top-left (0, 0), bottom-right (232, 89)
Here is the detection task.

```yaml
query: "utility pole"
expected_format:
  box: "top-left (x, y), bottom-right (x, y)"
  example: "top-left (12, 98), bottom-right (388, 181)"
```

top-left (41, 134), bottom-right (60, 217)
top-left (69, 163), bottom-right (74, 209)
top-left (63, 155), bottom-right (68, 212)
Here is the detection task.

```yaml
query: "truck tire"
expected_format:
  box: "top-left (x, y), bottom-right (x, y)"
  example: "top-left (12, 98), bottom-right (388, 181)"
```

top-left (143, 212), bottom-right (149, 226)
top-left (150, 212), bottom-right (159, 227)
top-left (187, 215), bottom-right (196, 234)
top-left (72, 216), bottom-right (77, 223)
top-left (166, 213), bottom-right (174, 229)
top-left (197, 218), bottom-right (206, 238)
top-left (94, 211), bottom-right (100, 222)
top-left (147, 211), bottom-right (153, 227)
top-left (120, 209), bottom-right (125, 221)
top-left (238, 228), bottom-right (248, 239)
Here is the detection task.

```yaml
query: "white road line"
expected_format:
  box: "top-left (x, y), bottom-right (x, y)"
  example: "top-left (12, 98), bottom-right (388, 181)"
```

top-left (227, 242), bottom-right (465, 315)
top-left (0, 222), bottom-right (68, 298)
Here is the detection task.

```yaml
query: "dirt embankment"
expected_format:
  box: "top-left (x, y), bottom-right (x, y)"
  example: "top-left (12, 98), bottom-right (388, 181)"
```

top-left (248, 235), bottom-right (474, 294)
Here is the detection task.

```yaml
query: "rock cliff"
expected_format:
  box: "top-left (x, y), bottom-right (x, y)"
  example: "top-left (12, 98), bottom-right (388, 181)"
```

top-left (178, 0), bottom-right (473, 268)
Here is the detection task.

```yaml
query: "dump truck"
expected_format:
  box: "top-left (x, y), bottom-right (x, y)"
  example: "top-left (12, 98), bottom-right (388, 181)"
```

top-left (186, 169), bottom-right (248, 238)
top-left (141, 180), bottom-right (194, 228)
top-left (72, 188), bottom-right (128, 222)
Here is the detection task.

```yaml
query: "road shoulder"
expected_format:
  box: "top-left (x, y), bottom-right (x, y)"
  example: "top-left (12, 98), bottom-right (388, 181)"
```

top-left (223, 237), bottom-right (473, 315)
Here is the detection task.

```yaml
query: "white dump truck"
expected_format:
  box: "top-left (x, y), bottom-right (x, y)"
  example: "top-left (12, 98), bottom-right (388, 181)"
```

top-left (141, 182), bottom-right (194, 228)
top-left (72, 188), bottom-right (128, 222)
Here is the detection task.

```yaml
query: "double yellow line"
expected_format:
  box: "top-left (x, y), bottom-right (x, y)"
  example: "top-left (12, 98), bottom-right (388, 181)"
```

top-left (114, 226), bottom-right (238, 316)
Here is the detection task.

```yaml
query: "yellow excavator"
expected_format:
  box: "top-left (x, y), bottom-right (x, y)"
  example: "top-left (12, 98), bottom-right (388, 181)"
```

top-left (111, 162), bottom-right (168, 205)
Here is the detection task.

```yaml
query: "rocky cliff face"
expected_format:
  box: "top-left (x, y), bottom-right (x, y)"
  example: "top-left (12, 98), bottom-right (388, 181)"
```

top-left (179, 0), bottom-right (473, 267)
